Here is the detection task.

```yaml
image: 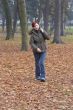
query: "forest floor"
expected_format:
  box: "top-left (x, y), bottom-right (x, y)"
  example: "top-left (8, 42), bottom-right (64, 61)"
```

top-left (0, 34), bottom-right (73, 110)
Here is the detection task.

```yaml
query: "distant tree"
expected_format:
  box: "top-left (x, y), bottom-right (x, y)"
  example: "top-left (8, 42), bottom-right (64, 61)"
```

top-left (38, 0), bottom-right (50, 32)
top-left (12, 0), bottom-right (18, 37)
top-left (2, 15), bottom-right (5, 32)
top-left (60, 0), bottom-right (68, 36)
top-left (26, 0), bottom-right (39, 22)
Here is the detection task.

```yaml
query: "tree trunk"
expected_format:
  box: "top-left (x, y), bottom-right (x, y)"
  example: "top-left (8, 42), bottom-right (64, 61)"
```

top-left (2, 15), bottom-right (5, 32)
top-left (43, 0), bottom-right (49, 32)
top-left (38, 0), bottom-right (43, 23)
top-left (1, 0), bottom-right (13, 40)
top-left (17, 0), bottom-right (29, 51)
top-left (60, 1), bottom-right (64, 36)
top-left (12, 0), bottom-right (18, 37)
top-left (53, 0), bottom-right (63, 43)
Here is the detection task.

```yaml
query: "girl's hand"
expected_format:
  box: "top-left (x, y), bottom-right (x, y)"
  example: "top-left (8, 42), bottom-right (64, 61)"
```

top-left (37, 48), bottom-right (41, 52)
top-left (40, 28), bottom-right (44, 32)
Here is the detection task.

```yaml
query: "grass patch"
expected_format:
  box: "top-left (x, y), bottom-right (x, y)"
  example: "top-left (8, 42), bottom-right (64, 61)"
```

top-left (62, 35), bottom-right (73, 43)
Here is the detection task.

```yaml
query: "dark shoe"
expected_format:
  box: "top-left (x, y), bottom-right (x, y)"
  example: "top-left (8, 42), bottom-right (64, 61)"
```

top-left (40, 79), bottom-right (45, 82)
top-left (40, 78), bottom-right (45, 82)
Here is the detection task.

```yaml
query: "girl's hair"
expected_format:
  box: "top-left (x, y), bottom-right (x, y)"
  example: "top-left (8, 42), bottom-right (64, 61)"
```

top-left (32, 21), bottom-right (39, 27)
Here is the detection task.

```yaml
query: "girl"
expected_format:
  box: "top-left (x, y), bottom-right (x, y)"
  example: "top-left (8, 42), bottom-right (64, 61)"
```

top-left (29, 21), bottom-right (50, 82)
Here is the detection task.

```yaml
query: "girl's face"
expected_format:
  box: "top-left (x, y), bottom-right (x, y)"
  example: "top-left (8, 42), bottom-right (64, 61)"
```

top-left (34, 23), bottom-right (40, 30)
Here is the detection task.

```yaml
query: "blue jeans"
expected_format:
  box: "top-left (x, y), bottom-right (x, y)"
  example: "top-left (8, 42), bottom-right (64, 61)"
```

top-left (33, 52), bottom-right (46, 80)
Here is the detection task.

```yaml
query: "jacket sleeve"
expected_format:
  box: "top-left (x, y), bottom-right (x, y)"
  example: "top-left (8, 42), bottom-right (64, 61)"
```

top-left (30, 36), bottom-right (38, 50)
top-left (41, 30), bottom-right (50, 40)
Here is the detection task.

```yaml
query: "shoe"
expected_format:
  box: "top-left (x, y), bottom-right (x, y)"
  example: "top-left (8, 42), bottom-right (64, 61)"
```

top-left (36, 76), bottom-right (41, 80)
top-left (40, 78), bottom-right (45, 82)
top-left (40, 79), bottom-right (45, 82)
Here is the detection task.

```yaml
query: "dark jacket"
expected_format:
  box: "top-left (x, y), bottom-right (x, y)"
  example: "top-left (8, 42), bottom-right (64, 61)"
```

top-left (29, 29), bottom-right (50, 52)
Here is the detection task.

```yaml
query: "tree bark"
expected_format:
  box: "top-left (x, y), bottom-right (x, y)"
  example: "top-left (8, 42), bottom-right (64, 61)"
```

top-left (17, 0), bottom-right (29, 51)
top-left (43, 0), bottom-right (49, 32)
top-left (38, 0), bottom-right (42, 23)
top-left (2, 15), bottom-right (5, 32)
top-left (12, 0), bottom-right (18, 37)
top-left (60, 0), bottom-right (64, 36)
top-left (53, 0), bottom-right (63, 43)
top-left (1, 0), bottom-right (13, 40)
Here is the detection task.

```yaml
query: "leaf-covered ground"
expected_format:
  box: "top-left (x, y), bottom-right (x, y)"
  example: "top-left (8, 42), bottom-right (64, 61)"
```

top-left (0, 38), bottom-right (73, 110)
